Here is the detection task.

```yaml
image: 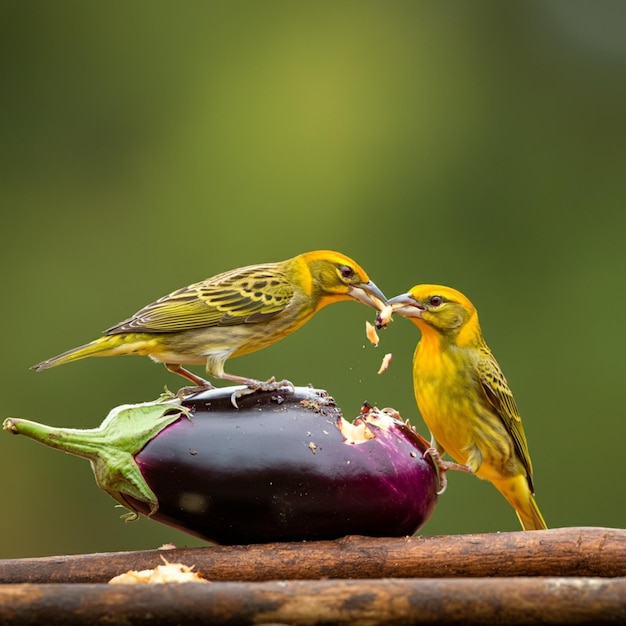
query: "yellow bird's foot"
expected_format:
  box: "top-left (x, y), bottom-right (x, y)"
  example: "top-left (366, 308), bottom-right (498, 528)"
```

top-left (424, 447), bottom-right (473, 495)
top-left (229, 376), bottom-right (296, 409)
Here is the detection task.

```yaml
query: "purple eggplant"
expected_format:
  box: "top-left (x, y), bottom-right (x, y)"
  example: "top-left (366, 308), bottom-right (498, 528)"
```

top-left (4, 386), bottom-right (439, 544)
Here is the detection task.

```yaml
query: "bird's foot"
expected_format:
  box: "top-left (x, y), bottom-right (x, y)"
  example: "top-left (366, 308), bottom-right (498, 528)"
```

top-left (166, 363), bottom-right (215, 398)
top-left (229, 377), bottom-right (295, 408)
top-left (380, 407), bottom-right (401, 420)
top-left (175, 381), bottom-right (215, 400)
top-left (424, 447), bottom-right (473, 495)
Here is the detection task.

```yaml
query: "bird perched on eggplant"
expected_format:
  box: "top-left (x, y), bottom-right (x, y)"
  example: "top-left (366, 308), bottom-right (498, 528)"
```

top-left (32, 250), bottom-right (386, 400)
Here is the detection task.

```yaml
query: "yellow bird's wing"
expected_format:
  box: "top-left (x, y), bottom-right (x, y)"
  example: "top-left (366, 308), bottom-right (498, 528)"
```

top-left (476, 347), bottom-right (535, 493)
top-left (106, 265), bottom-right (295, 334)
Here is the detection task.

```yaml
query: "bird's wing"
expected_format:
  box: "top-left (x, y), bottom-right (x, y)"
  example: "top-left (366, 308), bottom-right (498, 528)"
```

top-left (106, 265), bottom-right (295, 334)
top-left (477, 347), bottom-right (535, 493)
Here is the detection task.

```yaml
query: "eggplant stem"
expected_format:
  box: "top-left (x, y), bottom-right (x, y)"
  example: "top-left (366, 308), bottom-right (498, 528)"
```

top-left (3, 398), bottom-right (191, 519)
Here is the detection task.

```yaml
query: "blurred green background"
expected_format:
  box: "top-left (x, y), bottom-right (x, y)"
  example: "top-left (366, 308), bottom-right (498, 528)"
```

top-left (2, 0), bottom-right (625, 558)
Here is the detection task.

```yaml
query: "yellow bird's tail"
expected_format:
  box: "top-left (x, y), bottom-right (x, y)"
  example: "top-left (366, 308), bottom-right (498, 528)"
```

top-left (31, 334), bottom-right (153, 372)
top-left (492, 474), bottom-right (548, 531)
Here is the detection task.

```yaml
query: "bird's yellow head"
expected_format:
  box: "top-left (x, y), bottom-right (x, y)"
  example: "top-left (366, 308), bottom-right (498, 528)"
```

top-left (383, 284), bottom-right (479, 341)
top-left (294, 250), bottom-right (387, 311)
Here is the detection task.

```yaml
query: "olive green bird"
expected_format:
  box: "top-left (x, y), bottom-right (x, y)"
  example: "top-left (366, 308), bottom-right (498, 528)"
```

top-left (382, 285), bottom-right (547, 531)
top-left (32, 251), bottom-right (386, 397)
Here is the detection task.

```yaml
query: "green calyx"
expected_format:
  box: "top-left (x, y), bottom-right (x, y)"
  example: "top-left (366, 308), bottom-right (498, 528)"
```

top-left (3, 393), bottom-right (191, 519)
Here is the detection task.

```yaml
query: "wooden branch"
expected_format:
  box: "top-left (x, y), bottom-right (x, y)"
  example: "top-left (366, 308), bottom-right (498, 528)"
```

top-left (0, 577), bottom-right (624, 625)
top-left (0, 527), bottom-right (624, 584)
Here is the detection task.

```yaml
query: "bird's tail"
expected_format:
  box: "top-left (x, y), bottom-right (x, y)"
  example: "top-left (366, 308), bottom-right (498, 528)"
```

top-left (31, 335), bottom-right (151, 372)
top-left (492, 474), bottom-right (548, 531)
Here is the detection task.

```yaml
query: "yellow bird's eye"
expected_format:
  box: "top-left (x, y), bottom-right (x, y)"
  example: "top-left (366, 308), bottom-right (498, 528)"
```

top-left (339, 265), bottom-right (355, 279)
top-left (430, 296), bottom-right (443, 307)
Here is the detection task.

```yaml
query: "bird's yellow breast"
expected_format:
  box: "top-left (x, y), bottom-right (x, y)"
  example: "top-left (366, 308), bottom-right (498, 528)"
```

top-left (413, 340), bottom-right (477, 465)
top-left (413, 333), bottom-right (520, 480)
top-left (413, 335), bottom-right (482, 469)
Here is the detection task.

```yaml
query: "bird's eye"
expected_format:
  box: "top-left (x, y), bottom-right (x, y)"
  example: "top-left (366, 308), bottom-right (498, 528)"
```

top-left (430, 296), bottom-right (443, 307)
top-left (339, 265), bottom-right (355, 279)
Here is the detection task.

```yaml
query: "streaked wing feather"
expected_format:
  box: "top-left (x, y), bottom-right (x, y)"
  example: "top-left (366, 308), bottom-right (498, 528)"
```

top-left (106, 265), bottom-right (294, 334)
top-left (477, 347), bottom-right (535, 492)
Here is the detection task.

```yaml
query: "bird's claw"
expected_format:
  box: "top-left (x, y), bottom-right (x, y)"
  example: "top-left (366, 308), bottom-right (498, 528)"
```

top-left (230, 377), bottom-right (295, 408)
top-left (380, 407), bottom-right (402, 420)
top-left (424, 447), bottom-right (473, 495)
top-left (175, 382), bottom-right (215, 400)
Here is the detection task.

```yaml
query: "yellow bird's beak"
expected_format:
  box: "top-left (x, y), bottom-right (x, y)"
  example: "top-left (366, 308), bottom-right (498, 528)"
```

top-left (384, 293), bottom-right (426, 319)
top-left (348, 280), bottom-right (388, 311)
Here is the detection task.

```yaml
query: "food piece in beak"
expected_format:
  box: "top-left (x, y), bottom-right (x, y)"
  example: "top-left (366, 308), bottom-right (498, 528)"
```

top-left (375, 303), bottom-right (394, 329)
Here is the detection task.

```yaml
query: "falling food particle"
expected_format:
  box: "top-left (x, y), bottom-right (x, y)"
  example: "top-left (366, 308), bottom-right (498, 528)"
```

top-left (378, 353), bottom-right (393, 375)
top-left (308, 441), bottom-right (317, 454)
top-left (365, 321), bottom-right (380, 347)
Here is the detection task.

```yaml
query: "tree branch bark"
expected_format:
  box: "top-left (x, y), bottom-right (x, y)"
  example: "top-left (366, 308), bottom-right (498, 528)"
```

top-left (0, 577), bottom-right (624, 625)
top-left (0, 527), bottom-right (623, 584)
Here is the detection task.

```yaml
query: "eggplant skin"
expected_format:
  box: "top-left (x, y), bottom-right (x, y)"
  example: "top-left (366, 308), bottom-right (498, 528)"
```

top-left (124, 387), bottom-right (439, 544)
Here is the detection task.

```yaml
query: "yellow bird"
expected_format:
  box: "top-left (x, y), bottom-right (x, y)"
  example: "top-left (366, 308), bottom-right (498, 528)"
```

top-left (33, 250), bottom-right (386, 394)
top-left (382, 284), bottom-right (547, 531)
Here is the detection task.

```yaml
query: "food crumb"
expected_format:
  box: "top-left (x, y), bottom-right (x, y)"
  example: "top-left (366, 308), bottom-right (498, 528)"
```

top-left (109, 559), bottom-right (208, 584)
top-left (365, 320), bottom-right (380, 347)
top-left (377, 353), bottom-right (393, 375)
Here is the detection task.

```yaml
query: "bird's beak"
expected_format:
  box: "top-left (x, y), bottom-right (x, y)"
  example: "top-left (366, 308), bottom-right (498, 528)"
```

top-left (384, 293), bottom-right (425, 318)
top-left (348, 280), bottom-right (388, 311)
